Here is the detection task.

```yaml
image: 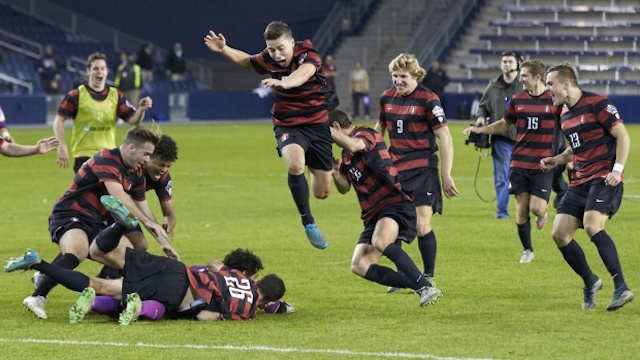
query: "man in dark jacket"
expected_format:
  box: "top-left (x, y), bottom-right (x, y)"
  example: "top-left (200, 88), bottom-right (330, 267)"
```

top-left (475, 51), bottom-right (523, 219)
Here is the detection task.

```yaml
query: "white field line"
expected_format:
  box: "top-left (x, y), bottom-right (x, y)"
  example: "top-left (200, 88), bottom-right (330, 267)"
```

top-left (0, 338), bottom-right (500, 360)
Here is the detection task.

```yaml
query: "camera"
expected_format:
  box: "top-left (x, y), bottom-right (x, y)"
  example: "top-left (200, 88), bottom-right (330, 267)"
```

top-left (465, 124), bottom-right (490, 149)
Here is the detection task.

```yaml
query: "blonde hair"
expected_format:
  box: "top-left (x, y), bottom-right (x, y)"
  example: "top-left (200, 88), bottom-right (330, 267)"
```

top-left (388, 53), bottom-right (426, 82)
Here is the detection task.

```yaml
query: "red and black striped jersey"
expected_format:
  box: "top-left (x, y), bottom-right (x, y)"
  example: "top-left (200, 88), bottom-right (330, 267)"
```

top-left (339, 126), bottom-right (411, 224)
top-left (185, 265), bottom-right (258, 321)
top-left (57, 85), bottom-right (136, 121)
top-left (504, 91), bottom-right (561, 170)
top-left (250, 39), bottom-right (337, 127)
top-left (51, 148), bottom-right (146, 220)
top-left (560, 91), bottom-right (623, 186)
top-left (377, 84), bottom-right (446, 174)
top-left (145, 171), bottom-right (172, 202)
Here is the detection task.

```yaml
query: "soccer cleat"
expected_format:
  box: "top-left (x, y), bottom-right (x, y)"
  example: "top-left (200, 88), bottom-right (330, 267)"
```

top-left (4, 249), bottom-right (41, 272)
top-left (535, 212), bottom-right (548, 230)
top-left (606, 285), bottom-right (634, 311)
top-left (119, 293), bottom-right (142, 326)
top-left (304, 223), bottom-right (328, 249)
top-left (32, 271), bottom-right (45, 290)
top-left (388, 276), bottom-right (435, 294)
top-left (23, 295), bottom-right (48, 319)
top-left (519, 250), bottom-right (535, 263)
top-left (417, 286), bottom-right (442, 307)
top-left (280, 300), bottom-right (296, 313)
top-left (581, 277), bottom-right (603, 309)
top-left (100, 195), bottom-right (139, 228)
top-left (69, 287), bottom-right (96, 324)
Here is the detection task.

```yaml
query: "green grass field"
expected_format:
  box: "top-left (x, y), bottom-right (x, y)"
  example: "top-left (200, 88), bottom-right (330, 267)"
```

top-left (1, 121), bottom-right (639, 360)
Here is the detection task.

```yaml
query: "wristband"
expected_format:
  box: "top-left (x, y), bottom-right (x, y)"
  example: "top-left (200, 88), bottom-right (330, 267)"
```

top-left (613, 163), bottom-right (624, 173)
top-left (1, 131), bottom-right (9, 139)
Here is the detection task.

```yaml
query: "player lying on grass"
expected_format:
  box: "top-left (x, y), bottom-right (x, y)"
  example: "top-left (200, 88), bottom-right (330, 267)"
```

top-left (5, 197), bottom-right (285, 324)
top-left (5, 247), bottom-right (286, 324)
top-left (88, 262), bottom-right (295, 321)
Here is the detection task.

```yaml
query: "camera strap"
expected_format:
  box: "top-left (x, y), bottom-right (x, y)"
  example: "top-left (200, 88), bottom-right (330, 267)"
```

top-left (473, 148), bottom-right (496, 203)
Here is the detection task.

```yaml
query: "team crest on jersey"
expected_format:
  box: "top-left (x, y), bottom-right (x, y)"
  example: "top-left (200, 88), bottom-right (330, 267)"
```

top-left (432, 106), bottom-right (444, 122)
top-left (298, 53), bottom-right (307, 65)
top-left (580, 115), bottom-right (585, 124)
top-left (545, 106), bottom-right (549, 113)
top-left (606, 104), bottom-right (620, 119)
top-left (410, 106), bottom-right (416, 114)
top-left (165, 180), bottom-right (172, 196)
top-left (280, 133), bottom-right (289, 142)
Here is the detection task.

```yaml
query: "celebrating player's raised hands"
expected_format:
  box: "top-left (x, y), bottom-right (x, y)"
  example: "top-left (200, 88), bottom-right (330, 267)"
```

top-left (204, 31), bottom-right (226, 53)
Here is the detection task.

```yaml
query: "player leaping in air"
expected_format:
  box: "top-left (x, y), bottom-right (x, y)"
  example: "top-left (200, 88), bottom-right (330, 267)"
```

top-left (204, 21), bottom-right (339, 250)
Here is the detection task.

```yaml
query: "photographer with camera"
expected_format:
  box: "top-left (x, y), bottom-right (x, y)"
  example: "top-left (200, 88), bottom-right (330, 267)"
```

top-left (475, 51), bottom-right (523, 220)
top-left (464, 60), bottom-right (561, 263)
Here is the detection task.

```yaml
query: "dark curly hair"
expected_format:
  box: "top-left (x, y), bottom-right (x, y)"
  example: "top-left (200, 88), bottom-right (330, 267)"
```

top-left (257, 274), bottom-right (286, 304)
top-left (152, 134), bottom-right (178, 162)
top-left (223, 249), bottom-right (264, 277)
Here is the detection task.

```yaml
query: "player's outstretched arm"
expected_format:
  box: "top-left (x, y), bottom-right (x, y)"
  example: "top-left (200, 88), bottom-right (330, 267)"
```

top-left (0, 137), bottom-right (59, 157)
top-left (204, 30), bottom-right (252, 69)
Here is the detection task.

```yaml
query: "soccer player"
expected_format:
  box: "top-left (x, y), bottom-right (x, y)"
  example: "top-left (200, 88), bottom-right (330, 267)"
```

top-left (204, 21), bottom-right (338, 250)
top-left (115, 134), bottom-right (178, 250)
top-left (464, 60), bottom-right (561, 263)
top-left (5, 246), bottom-right (286, 324)
top-left (374, 54), bottom-right (458, 291)
top-left (475, 51), bottom-right (524, 219)
top-left (96, 134), bottom-right (178, 279)
top-left (541, 63), bottom-right (634, 311)
top-left (329, 109), bottom-right (441, 307)
top-left (33, 134), bottom-right (179, 282)
top-left (90, 254), bottom-right (295, 320)
top-left (22, 127), bottom-right (177, 319)
top-left (53, 52), bottom-right (153, 172)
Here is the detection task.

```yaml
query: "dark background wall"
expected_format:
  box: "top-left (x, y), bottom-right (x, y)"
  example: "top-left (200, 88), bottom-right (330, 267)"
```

top-left (47, 0), bottom-right (337, 59)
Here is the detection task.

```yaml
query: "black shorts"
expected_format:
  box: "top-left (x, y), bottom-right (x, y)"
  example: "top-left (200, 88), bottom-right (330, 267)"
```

top-left (358, 201), bottom-right (417, 245)
top-left (48, 213), bottom-right (106, 245)
top-left (557, 179), bottom-right (623, 220)
top-left (399, 168), bottom-right (443, 214)
top-left (509, 168), bottom-right (553, 201)
top-left (274, 123), bottom-right (332, 171)
top-left (73, 157), bottom-right (90, 173)
top-left (123, 223), bottom-right (143, 235)
top-left (122, 248), bottom-right (189, 313)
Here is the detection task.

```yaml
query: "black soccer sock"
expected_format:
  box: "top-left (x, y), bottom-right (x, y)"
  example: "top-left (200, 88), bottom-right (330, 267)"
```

top-left (364, 264), bottom-right (414, 288)
top-left (517, 219), bottom-right (533, 251)
top-left (591, 230), bottom-right (626, 288)
top-left (288, 173), bottom-right (314, 226)
top-left (559, 239), bottom-right (595, 286)
top-left (96, 265), bottom-right (122, 279)
top-left (32, 253), bottom-right (81, 297)
top-left (95, 222), bottom-right (128, 254)
top-left (417, 231), bottom-right (437, 277)
top-left (382, 243), bottom-right (428, 290)
top-left (32, 258), bottom-right (90, 292)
